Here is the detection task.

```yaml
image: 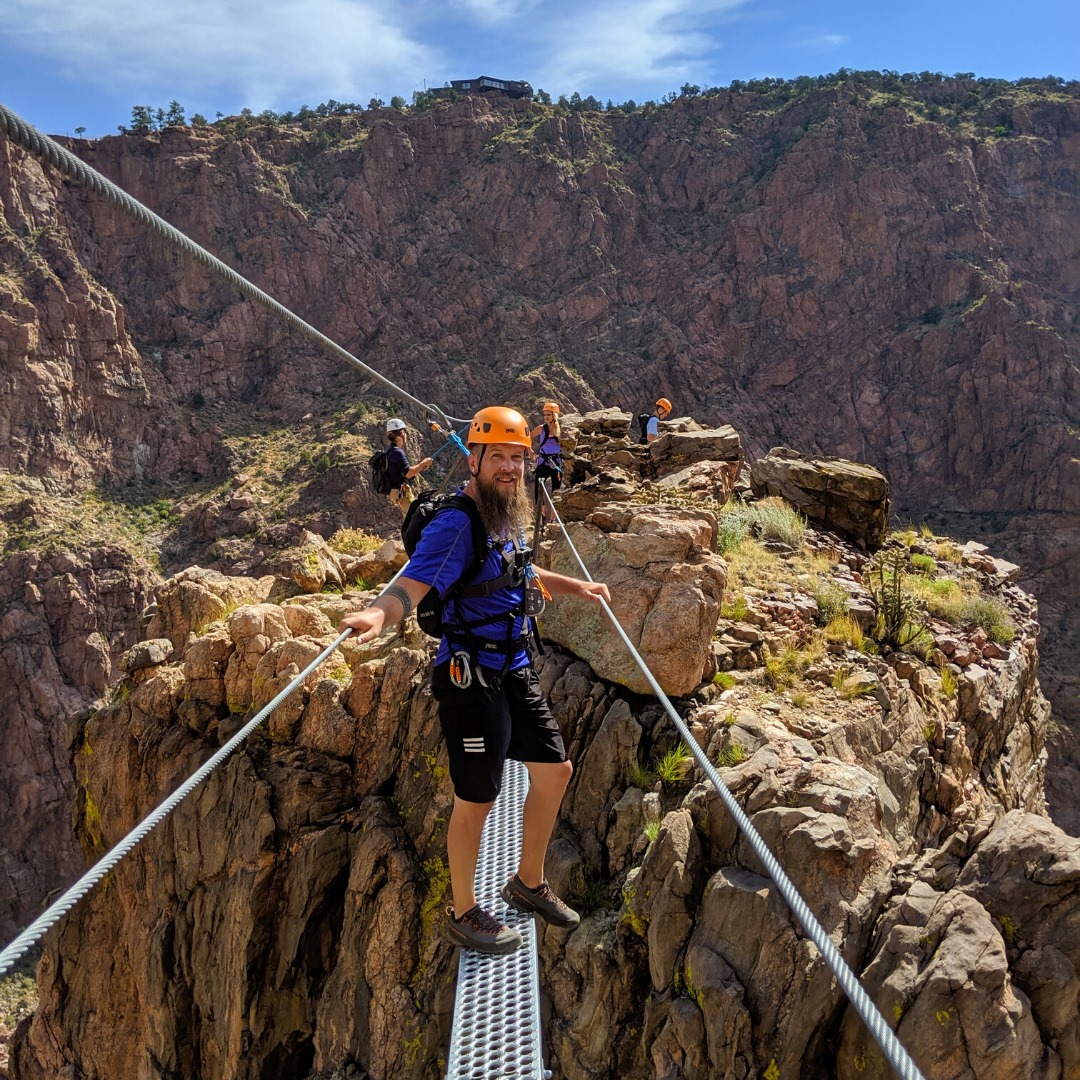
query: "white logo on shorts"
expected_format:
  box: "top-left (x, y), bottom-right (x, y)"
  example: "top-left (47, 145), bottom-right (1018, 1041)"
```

top-left (462, 737), bottom-right (485, 754)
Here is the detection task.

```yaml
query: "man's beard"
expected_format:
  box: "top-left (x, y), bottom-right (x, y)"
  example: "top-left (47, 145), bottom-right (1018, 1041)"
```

top-left (472, 469), bottom-right (532, 538)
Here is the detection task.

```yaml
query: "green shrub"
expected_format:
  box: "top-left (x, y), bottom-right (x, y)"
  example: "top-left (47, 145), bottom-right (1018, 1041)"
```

top-left (751, 498), bottom-right (806, 548)
top-left (329, 527), bottom-right (383, 555)
top-left (940, 665), bottom-right (957, 699)
top-left (654, 743), bottom-right (693, 784)
top-left (716, 510), bottom-right (751, 553)
top-left (927, 577), bottom-right (961, 599)
top-left (712, 671), bottom-right (736, 689)
top-left (715, 744), bottom-right (748, 768)
top-left (910, 553), bottom-right (937, 573)
top-left (717, 497), bottom-right (804, 551)
top-left (643, 819), bottom-right (661, 844)
top-left (627, 760), bottom-right (654, 790)
top-left (866, 549), bottom-right (930, 652)
top-left (958, 596), bottom-right (1016, 644)
top-left (824, 613), bottom-right (870, 652)
top-left (812, 581), bottom-right (850, 625)
top-left (912, 576), bottom-right (1016, 643)
top-left (720, 595), bottom-right (748, 621)
top-left (568, 864), bottom-right (609, 915)
top-left (763, 639), bottom-right (823, 689)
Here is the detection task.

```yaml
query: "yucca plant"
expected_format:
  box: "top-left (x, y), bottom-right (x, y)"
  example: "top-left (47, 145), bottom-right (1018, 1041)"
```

top-left (866, 549), bottom-right (930, 652)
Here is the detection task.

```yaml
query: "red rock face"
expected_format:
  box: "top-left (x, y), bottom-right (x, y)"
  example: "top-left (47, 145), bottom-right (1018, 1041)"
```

top-left (0, 548), bottom-right (157, 940)
top-left (1, 80), bottom-right (1078, 713)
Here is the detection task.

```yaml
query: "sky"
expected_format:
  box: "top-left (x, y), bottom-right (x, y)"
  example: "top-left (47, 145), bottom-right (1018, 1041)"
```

top-left (1, 0), bottom-right (1078, 139)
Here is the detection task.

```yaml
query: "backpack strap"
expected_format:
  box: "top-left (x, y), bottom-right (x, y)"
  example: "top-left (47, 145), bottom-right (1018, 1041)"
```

top-left (437, 494), bottom-right (491, 597)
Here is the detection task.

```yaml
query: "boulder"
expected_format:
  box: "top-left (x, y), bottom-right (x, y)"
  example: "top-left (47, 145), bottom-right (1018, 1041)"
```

top-left (281, 530), bottom-right (346, 593)
top-left (119, 638), bottom-right (173, 673)
top-left (540, 507), bottom-right (726, 697)
top-left (350, 538), bottom-right (408, 587)
top-left (567, 408), bottom-right (634, 440)
top-left (750, 447), bottom-right (890, 548)
top-left (649, 426), bottom-right (743, 478)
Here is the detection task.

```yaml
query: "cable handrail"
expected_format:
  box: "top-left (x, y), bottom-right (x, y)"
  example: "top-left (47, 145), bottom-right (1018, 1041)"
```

top-left (0, 610), bottom-right (372, 977)
top-left (0, 101), bottom-right (467, 431)
top-left (538, 484), bottom-right (926, 1080)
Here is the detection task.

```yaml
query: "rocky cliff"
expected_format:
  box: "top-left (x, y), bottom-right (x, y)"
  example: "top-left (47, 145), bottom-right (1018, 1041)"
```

top-left (1, 74), bottom-right (1076, 707)
top-left (0, 547), bottom-right (157, 942)
top-left (1, 72), bottom-right (1079, 963)
top-left (8, 424), bottom-right (1076, 1080)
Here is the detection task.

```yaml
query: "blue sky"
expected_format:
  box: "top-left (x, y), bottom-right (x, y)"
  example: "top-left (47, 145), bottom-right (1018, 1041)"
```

top-left (2, 0), bottom-right (1078, 138)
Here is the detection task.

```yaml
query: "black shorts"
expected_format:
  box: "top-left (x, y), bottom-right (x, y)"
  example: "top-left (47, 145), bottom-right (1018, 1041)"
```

top-left (431, 660), bottom-right (567, 803)
top-left (534, 463), bottom-right (563, 495)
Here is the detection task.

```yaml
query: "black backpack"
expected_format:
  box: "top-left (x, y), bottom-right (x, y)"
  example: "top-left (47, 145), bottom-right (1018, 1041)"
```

top-left (637, 412), bottom-right (652, 445)
top-left (401, 492), bottom-right (493, 638)
top-left (369, 448), bottom-right (395, 495)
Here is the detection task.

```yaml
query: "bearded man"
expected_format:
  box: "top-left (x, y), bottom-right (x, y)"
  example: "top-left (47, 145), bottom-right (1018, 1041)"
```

top-left (340, 406), bottom-right (610, 954)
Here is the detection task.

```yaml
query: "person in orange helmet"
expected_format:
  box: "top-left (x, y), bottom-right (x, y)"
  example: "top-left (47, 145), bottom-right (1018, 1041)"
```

top-left (340, 405), bottom-right (610, 956)
top-left (529, 402), bottom-right (563, 528)
top-left (647, 397), bottom-right (672, 442)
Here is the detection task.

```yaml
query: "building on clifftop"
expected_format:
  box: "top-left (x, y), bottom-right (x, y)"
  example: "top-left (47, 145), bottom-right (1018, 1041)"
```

top-left (433, 76), bottom-right (533, 100)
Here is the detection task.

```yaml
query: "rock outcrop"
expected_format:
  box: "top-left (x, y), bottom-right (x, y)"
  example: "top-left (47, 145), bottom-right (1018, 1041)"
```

top-left (9, 432), bottom-right (1070, 1080)
top-left (750, 446), bottom-right (890, 548)
top-left (539, 507), bottom-right (727, 697)
top-left (0, 547), bottom-right (157, 942)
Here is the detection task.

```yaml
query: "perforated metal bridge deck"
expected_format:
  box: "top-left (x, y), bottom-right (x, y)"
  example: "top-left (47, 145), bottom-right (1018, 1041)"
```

top-left (446, 759), bottom-right (549, 1079)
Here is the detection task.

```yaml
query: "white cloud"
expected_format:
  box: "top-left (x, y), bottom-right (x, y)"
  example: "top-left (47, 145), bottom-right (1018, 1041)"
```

top-left (526, 0), bottom-right (749, 95)
top-left (793, 32), bottom-right (849, 50)
top-left (450, 0), bottom-right (541, 25)
top-left (4, 0), bottom-right (439, 110)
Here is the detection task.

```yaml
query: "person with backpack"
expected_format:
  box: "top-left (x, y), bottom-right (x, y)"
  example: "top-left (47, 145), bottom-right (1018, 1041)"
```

top-left (645, 397), bottom-right (672, 443)
top-left (381, 417), bottom-right (432, 517)
top-left (339, 405), bottom-right (610, 955)
top-left (529, 402), bottom-right (563, 529)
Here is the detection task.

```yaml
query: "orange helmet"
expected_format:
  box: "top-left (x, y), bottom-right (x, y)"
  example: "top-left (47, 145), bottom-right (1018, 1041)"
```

top-left (542, 402), bottom-right (560, 415)
top-left (656, 397), bottom-right (672, 412)
top-left (468, 406), bottom-right (531, 448)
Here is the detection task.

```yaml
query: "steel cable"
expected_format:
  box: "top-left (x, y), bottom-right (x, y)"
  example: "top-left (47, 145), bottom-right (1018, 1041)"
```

top-left (0, 101), bottom-right (465, 430)
top-left (539, 486), bottom-right (927, 1080)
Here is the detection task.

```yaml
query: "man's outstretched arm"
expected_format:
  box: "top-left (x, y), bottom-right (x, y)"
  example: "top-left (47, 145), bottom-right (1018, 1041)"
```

top-left (338, 576), bottom-right (431, 643)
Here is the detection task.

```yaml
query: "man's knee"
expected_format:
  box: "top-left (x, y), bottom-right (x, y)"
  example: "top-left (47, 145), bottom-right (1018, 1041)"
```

top-left (528, 758), bottom-right (572, 791)
top-left (453, 795), bottom-right (495, 818)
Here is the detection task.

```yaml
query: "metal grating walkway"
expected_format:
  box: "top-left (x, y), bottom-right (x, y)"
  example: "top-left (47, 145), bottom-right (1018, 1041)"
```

top-left (446, 759), bottom-right (548, 1079)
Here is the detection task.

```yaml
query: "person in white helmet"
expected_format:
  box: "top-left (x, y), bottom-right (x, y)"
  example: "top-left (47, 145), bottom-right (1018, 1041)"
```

top-left (385, 418), bottom-right (433, 517)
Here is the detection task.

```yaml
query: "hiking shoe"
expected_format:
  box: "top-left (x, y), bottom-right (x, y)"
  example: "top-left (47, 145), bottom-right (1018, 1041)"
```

top-left (446, 905), bottom-right (524, 955)
top-left (501, 874), bottom-right (580, 929)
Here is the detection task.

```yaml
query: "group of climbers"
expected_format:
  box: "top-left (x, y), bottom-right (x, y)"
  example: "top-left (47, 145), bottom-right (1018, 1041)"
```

top-left (378, 394), bottom-right (674, 519)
